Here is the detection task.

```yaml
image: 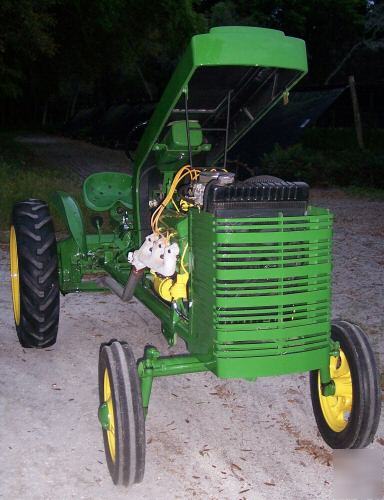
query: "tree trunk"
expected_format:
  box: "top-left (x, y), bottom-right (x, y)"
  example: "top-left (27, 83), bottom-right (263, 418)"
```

top-left (349, 75), bottom-right (364, 149)
top-left (42, 100), bottom-right (49, 128)
top-left (324, 42), bottom-right (362, 85)
top-left (70, 84), bottom-right (80, 119)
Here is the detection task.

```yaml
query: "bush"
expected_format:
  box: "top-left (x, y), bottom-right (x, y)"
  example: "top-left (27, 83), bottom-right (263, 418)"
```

top-left (261, 143), bottom-right (384, 189)
top-left (261, 144), bottom-right (337, 186)
top-left (302, 127), bottom-right (384, 153)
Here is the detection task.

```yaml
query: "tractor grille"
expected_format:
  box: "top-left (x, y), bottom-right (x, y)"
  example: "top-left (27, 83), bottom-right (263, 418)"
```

top-left (190, 207), bottom-right (333, 378)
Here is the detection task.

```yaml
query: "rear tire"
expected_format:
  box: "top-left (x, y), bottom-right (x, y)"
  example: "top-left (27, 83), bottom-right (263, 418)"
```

top-left (98, 341), bottom-right (146, 486)
top-left (10, 199), bottom-right (60, 348)
top-left (310, 320), bottom-right (381, 448)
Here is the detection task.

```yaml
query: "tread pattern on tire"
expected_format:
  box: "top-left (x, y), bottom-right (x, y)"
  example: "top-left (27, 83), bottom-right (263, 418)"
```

top-left (99, 341), bottom-right (145, 487)
top-left (12, 199), bottom-right (60, 348)
top-left (310, 320), bottom-right (381, 449)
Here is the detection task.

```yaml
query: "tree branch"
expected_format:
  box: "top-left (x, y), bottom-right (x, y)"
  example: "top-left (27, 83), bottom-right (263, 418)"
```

top-left (324, 41), bottom-right (363, 85)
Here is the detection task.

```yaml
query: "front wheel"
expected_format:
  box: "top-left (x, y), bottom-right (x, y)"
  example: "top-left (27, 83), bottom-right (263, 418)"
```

top-left (310, 320), bottom-right (381, 448)
top-left (98, 341), bottom-right (146, 486)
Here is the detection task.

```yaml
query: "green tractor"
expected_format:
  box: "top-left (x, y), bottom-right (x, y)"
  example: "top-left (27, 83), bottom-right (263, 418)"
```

top-left (9, 27), bottom-right (381, 486)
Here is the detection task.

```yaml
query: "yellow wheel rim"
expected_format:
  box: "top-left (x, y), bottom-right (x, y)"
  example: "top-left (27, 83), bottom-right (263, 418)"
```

top-left (103, 368), bottom-right (116, 462)
top-left (318, 350), bottom-right (353, 432)
top-left (10, 226), bottom-right (21, 326)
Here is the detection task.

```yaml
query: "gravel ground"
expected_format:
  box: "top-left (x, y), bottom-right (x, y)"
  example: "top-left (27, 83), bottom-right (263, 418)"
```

top-left (0, 136), bottom-right (383, 499)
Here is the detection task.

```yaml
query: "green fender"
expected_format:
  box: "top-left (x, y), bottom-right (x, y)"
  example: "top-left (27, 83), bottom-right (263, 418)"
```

top-left (52, 191), bottom-right (87, 254)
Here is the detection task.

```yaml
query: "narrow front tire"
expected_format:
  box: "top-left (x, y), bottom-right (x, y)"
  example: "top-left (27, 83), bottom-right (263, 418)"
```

top-left (98, 341), bottom-right (146, 486)
top-left (310, 320), bottom-right (381, 449)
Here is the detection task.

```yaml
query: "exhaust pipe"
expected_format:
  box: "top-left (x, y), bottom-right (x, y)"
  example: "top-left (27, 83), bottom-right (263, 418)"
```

top-left (98, 267), bottom-right (145, 302)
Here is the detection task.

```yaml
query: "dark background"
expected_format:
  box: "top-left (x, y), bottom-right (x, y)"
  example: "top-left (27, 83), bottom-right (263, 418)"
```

top-left (1, 0), bottom-right (383, 128)
top-left (1, 0), bottom-right (383, 189)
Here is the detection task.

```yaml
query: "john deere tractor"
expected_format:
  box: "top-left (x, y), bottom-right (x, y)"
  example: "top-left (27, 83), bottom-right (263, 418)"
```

top-left (10, 27), bottom-right (381, 487)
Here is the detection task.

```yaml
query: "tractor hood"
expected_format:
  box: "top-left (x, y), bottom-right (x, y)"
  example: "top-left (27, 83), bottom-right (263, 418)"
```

top-left (134, 26), bottom-right (308, 176)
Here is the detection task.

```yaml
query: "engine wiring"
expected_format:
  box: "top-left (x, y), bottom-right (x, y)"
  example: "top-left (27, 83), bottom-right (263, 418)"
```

top-left (150, 164), bottom-right (200, 235)
top-left (180, 243), bottom-right (188, 274)
top-left (171, 198), bottom-right (180, 212)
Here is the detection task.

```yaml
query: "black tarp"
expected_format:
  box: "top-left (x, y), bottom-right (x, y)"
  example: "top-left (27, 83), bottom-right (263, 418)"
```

top-left (228, 87), bottom-right (346, 167)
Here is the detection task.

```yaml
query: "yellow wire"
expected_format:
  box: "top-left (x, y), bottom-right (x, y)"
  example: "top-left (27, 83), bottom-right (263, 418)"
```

top-left (151, 165), bottom-right (200, 234)
top-left (180, 243), bottom-right (188, 273)
top-left (151, 165), bottom-right (190, 232)
top-left (171, 198), bottom-right (180, 212)
top-left (152, 167), bottom-right (199, 231)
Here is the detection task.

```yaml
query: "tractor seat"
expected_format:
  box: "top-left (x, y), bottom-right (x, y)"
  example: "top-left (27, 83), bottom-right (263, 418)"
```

top-left (82, 172), bottom-right (133, 211)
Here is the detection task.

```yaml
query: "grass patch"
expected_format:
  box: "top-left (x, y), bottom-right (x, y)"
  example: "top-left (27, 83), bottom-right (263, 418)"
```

top-left (0, 133), bottom-right (82, 231)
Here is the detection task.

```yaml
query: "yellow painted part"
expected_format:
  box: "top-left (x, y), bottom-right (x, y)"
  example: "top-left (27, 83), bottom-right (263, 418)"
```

top-left (318, 350), bottom-right (353, 432)
top-left (9, 226), bottom-right (21, 326)
top-left (180, 199), bottom-right (194, 212)
top-left (171, 272), bottom-right (189, 300)
top-left (153, 272), bottom-right (189, 301)
top-left (153, 276), bottom-right (173, 301)
top-left (103, 369), bottom-right (116, 462)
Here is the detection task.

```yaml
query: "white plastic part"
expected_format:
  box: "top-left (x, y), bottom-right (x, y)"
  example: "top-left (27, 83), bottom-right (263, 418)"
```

top-left (128, 233), bottom-right (179, 276)
top-left (161, 243), bottom-right (180, 276)
top-left (128, 233), bottom-right (158, 270)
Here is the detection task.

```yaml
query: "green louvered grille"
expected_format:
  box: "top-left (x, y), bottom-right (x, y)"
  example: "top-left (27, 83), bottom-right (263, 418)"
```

top-left (190, 207), bottom-right (333, 377)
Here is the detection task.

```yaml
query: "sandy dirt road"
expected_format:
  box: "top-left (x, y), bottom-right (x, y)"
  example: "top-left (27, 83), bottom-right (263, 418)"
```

top-left (0, 135), bottom-right (383, 499)
top-left (15, 133), bottom-right (131, 179)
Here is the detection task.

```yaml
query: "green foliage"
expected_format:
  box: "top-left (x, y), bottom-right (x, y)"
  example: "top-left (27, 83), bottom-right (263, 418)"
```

top-left (1, 0), bottom-right (378, 127)
top-left (44, 0), bottom-right (206, 101)
top-left (261, 132), bottom-right (384, 189)
top-left (213, 0), bottom-right (369, 83)
top-left (0, 134), bottom-right (81, 231)
top-left (0, 0), bottom-right (207, 124)
top-left (365, 2), bottom-right (384, 51)
top-left (302, 127), bottom-right (384, 153)
top-left (261, 144), bottom-right (334, 185)
top-left (210, 1), bottom-right (240, 26)
top-left (0, 0), bottom-right (57, 98)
